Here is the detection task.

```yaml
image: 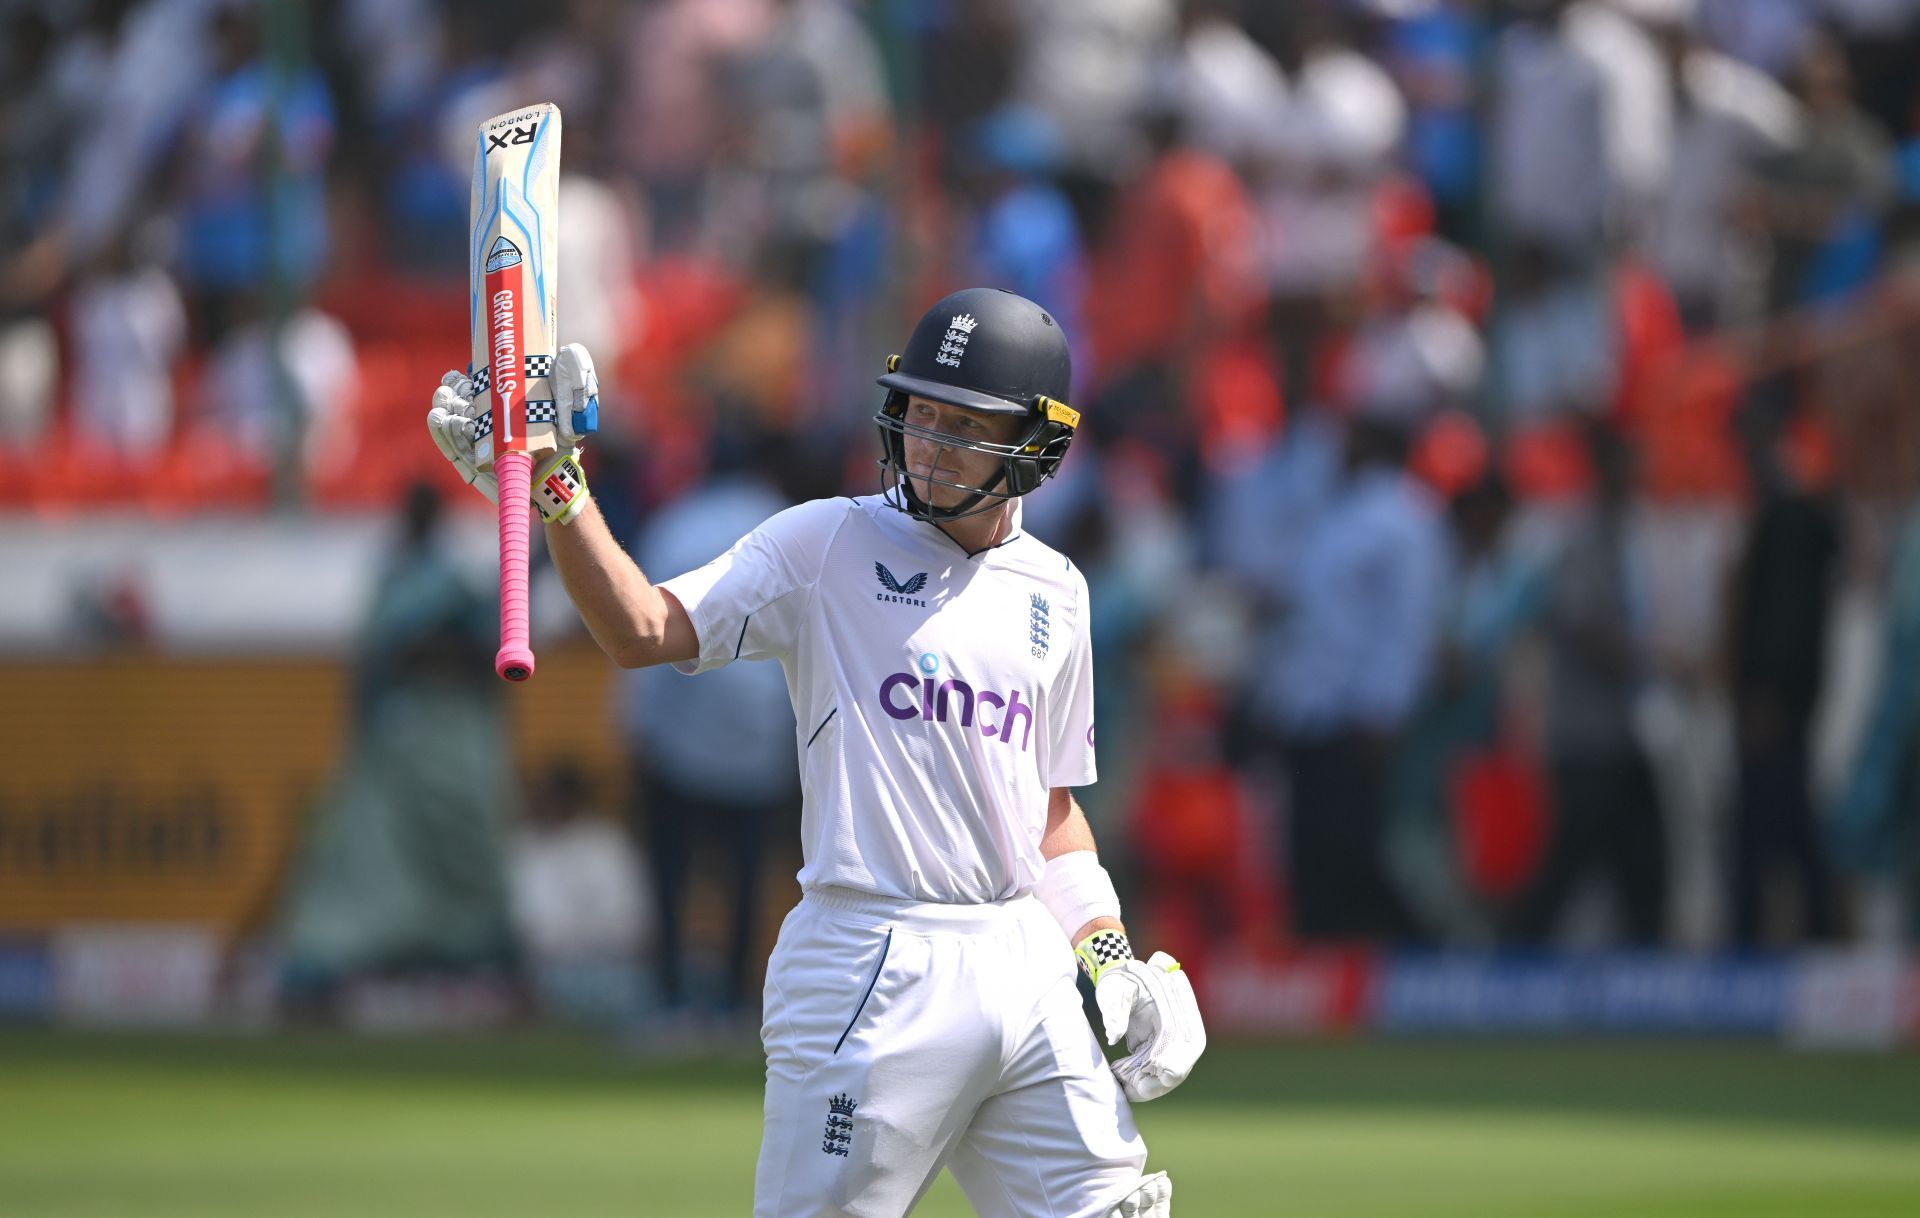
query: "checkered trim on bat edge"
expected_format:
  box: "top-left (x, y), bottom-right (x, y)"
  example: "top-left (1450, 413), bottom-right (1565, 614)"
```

top-left (471, 366), bottom-right (489, 393)
top-left (1073, 929), bottom-right (1133, 986)
top-left (526, 399), bottom-right (558, 423)
top-left (473, 410), bottom-right (494, 439)
top-left (526, 353), bottom-right (553, 377)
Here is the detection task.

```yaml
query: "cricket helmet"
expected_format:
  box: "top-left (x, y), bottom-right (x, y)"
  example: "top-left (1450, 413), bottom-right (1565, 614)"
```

top-left (875, 287), bottom-right (1080, 521)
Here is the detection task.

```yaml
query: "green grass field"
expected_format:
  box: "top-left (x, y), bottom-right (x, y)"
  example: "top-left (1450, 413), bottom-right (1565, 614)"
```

top-left (3, 1028), bottom-right (1917, 1217)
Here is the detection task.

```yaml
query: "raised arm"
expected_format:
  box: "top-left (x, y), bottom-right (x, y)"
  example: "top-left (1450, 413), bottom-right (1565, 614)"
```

top-left (544, 498), bottom-right (699, 668)
top-left (426, 344), bottom-right (698, 670)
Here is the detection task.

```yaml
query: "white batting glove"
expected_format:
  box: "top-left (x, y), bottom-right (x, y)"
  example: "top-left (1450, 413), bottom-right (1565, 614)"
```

top-left (1076, 930), bottom-right (1207, 1103)
top-left (1103, 1171), bottom-right (1172, 1218)
top-left (426, 342), bottom-right (599, 524)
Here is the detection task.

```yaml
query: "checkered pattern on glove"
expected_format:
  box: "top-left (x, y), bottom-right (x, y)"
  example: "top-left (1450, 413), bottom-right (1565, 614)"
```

top-left (1074, 929), bottom-right (1134, 987)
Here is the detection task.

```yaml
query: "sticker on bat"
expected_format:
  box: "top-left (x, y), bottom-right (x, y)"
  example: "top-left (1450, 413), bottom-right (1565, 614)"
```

top-left (487, 123), bottom-right (541, 151)
top-left (485, 235), bottom-right (523, 273)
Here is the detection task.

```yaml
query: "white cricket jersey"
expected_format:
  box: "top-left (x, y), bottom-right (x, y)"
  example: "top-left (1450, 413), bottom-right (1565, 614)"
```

top-left (659, 494), bottom-right (1097, 905)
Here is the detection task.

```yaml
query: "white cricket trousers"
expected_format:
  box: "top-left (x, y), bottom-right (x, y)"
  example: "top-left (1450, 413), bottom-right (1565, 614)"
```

top-left (754, 885), bottom-right (1149, 1218)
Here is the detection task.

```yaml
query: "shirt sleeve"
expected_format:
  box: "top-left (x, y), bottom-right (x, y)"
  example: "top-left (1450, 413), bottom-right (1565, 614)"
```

top-left (1044, 566), bottom-right (1099, 789)
top-left (657, 498), bottom-right (848, 675)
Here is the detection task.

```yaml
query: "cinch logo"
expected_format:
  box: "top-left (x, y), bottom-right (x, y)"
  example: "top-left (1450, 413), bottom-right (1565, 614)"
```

top-left (878, 653), bottom-right (1033, 751)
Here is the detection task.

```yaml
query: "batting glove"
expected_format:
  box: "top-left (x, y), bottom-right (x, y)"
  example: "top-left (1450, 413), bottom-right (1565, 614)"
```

top-left (426, 342), bottom-right (599, 524)
top-left (1103, 1171), bottom-right (1172, 1218)
top-left (1076, 929), bottom-right (1207, 1103)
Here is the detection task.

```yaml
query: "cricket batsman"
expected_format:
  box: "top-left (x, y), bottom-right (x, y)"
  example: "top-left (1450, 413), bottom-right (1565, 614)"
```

top-left (428, 287), bottom-right (1206, 1217)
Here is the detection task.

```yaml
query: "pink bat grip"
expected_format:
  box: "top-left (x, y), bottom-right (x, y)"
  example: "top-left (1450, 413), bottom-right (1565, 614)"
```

top-left (494, 451), bottom-right (536, 682)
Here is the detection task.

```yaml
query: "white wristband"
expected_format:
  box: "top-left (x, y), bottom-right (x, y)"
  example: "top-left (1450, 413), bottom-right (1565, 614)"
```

top-left (1034, 850), bottom-right (1122, 940)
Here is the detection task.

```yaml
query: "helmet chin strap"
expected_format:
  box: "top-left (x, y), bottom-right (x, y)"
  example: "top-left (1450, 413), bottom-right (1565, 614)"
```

top-left (896, 442), bottom-right (1011, 522)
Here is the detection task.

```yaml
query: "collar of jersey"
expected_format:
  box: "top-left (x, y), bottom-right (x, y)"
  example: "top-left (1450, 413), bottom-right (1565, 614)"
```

top-left (875, 495), bottom-right (1025, 561)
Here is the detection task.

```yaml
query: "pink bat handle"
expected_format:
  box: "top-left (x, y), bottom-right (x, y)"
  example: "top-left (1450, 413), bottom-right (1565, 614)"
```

top-left (495, 451), bottom-right (536, 682)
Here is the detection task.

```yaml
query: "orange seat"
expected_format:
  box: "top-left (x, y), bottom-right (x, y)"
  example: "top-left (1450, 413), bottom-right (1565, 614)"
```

top-left (140, 430), bottom-right (271, 513)
top-left (25, 431), bottom-right (137, 514)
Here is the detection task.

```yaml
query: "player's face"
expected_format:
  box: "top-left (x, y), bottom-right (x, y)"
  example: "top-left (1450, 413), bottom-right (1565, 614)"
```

top-left (902, 396), bottom-right (1025, 507)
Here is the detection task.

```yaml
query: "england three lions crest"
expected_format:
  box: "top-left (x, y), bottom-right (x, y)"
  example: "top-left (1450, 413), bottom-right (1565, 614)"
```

top-left (822, 1093), bottom-right (857, 1156)
top-left (934, 313), bottom-right (977, 369)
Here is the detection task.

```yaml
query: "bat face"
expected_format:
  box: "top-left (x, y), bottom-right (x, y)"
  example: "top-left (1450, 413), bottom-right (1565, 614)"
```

top-left (470, 104), bottom-right (563, 471)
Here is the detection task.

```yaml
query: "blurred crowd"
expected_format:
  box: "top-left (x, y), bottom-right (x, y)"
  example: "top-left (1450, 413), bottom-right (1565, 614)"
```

top-left (12, 0), bottom-right (1920, 991)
